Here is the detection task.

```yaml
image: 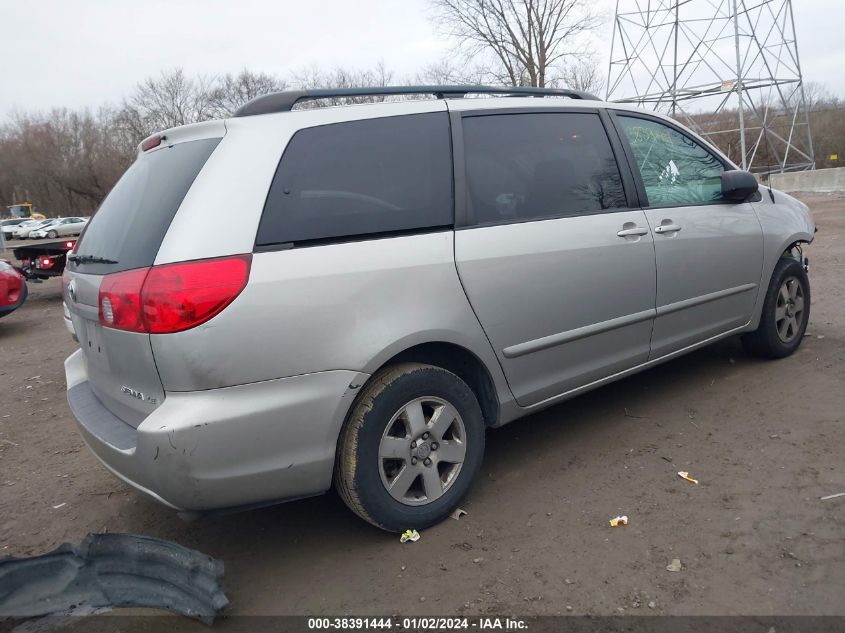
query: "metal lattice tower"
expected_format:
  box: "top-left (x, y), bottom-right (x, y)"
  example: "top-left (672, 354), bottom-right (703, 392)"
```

top-left (606, 0), bottom-right (814, 174)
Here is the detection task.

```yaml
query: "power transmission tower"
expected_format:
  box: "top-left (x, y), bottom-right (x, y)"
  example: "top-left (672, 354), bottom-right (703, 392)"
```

top-left (606, 0), bottom-right (814, 174)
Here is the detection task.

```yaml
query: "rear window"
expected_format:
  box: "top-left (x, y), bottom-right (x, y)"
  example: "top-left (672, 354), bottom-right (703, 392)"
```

top-left (256, 112), bottom-right (453, 247)
top-left (71, 138), bottom-right (220, 274)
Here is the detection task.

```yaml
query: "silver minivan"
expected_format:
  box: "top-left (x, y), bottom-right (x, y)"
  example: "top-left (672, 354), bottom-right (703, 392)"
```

top-left (63, 86), bottom-right (815, 531)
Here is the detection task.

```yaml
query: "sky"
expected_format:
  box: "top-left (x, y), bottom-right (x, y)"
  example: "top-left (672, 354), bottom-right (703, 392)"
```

top-left (0, 0), bottom-right (843, 116)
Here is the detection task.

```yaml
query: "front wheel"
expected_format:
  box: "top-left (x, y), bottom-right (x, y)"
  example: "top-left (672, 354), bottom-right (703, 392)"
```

top-left (47, 230), bottom-right (58, 239)
top-left (742, 257), bottom-right (810, 358)
top-left (335, 363), bottom-right (485, 532)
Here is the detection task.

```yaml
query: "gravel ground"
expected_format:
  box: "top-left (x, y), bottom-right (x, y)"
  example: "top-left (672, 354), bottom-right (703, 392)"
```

top-left (0, 193), bottom-right (843, 621)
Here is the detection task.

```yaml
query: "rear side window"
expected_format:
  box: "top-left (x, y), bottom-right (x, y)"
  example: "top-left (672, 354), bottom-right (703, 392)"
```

top-left (72, 138), bottom-right (220, 274)
top-left (256, 112), bottom-right (453, 247)
top-left (616, 115), bottom-right (725, 207)
top-left (462, 112), bottom-right (626, 225)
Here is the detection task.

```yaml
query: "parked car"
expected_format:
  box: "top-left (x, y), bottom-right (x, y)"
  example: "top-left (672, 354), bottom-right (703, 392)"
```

top-left (0, 260), bottom-right (26, 318)
top-left (30, 217), bottom-right (88, 239)
top-left (14, 219), bottom-right (54, 240)
top-left (1, 218), bottom-right (27, 240)
top-left (63, 86), bottom-right (815, 531)
top-left (10, 219), bottom-right (41, 240)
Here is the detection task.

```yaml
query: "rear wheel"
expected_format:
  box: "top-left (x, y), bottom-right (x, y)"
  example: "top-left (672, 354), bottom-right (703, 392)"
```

top-left (742, 257), bottom-right (810, 358)
top-left (335, 363), bottom-right (485, 532)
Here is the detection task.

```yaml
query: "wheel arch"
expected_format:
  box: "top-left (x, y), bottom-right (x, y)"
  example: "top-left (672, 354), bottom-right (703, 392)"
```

top-left (778, 233), bottom-right (813, 257)
top-left (748, 231), bottom-right (813, 331)
top-left (354, 338), bottom-right (504, 429)
top-left (387, 342), bottom-right (501, 429)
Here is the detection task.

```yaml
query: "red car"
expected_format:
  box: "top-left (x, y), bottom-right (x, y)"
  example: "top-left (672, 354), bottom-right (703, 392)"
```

top-left (0, 260), bottom-right (26, 318)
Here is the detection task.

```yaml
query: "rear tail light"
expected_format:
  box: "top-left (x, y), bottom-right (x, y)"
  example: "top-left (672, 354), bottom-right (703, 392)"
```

top-left (65, 241), bottom-right (75, 249)
top-left (98, 255), bottom-right (251, 334)
top-left (39, 257), bottom-right (53, 269)
top-left (99, 267), bottom-right (149, 332)
top-left (6, 270), bottom-right (22, 303)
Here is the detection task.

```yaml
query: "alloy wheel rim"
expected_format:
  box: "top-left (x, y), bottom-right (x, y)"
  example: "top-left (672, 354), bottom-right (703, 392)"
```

top-left (775, 276), bottom-right (805, 343)
top-left (378, 397), bottom-right (466, 506)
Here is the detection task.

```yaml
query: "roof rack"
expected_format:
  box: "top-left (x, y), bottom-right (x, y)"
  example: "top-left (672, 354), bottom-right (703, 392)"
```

top-left (233, 85), bottom-right (600, 117)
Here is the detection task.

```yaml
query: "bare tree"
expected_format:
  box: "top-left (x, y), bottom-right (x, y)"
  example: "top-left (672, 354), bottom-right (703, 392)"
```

top-left (119, 68), bottom-right (214, 139)
top-left (414, 58), bottom-right (489, 85)
top-left (430, 0), bottom-right (600, 87)
top-left (796, 81), bottom-right (840, 112)
top-left (0, 107), bottom-right (135, 216)
top-left (558, 55), bottom-right (604, 94)
top-left (208, 69), bottom-right (287, 118)
top-left (290, 62), bottom-right (395, 106)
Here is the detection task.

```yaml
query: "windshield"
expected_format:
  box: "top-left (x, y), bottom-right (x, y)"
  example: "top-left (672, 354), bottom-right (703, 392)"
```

top-left (7, 205), bottom-right (29, 218)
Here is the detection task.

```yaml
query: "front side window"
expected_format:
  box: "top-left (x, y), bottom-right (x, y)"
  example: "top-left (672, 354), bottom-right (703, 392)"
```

top-left (617, 115), bottom-right (725, 207)
top-left (256, 112), bottom-right (453, 247)
top-left (462, 112), bottom-right (627, 225)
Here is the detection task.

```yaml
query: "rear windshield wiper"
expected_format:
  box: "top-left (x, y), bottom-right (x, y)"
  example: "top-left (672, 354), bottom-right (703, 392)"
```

top-left (68, 254), bottom-right (119, 265)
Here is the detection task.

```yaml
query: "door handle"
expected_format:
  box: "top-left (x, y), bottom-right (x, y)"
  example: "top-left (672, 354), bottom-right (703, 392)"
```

top-left (654, 223), bottom-right (682, 234)
top-left (617, 227), bottom-right (650, 237)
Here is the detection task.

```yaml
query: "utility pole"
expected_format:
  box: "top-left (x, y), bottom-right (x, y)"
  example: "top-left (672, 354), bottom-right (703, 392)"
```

top-left (606, 0), bottom-right (814, 174)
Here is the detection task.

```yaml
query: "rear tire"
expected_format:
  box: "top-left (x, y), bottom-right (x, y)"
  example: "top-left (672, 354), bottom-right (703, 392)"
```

top-left (742, 257), bottom-right (810, 359)
top-left (335, 362), bottom-right (485, 532)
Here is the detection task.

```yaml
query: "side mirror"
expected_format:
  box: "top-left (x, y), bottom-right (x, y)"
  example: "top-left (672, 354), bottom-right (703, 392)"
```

top-left (721, 170), bottom-right (759, 202)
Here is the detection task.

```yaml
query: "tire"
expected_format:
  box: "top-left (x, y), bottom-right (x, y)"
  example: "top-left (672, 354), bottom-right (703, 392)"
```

top-left (47, 230), bottom-right (57, 239)
top-left (335, 362), bottom-right (485, 532)
top-left (742, 257), bottom-right (810, 359)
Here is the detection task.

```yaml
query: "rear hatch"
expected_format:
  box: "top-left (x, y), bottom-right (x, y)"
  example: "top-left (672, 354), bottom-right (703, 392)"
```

top-left (65, 132), bottom-right (222, 427)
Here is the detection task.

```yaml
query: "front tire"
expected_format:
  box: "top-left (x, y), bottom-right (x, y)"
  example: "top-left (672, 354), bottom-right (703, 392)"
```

top-left (335, 363), bottom-right (485, 532)
top-left (742, 257), bottom-right (810, 358)
top-left (47, 230), bottom-right (57, 239)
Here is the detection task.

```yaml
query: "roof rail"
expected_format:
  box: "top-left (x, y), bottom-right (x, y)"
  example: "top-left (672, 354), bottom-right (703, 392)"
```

top-left (233, 85), bottom-right (600, 117)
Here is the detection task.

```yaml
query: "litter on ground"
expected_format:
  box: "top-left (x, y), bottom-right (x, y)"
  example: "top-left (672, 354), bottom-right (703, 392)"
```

top-left (820, 492), bottom-right (845, 501)
top-left (400, 529), bottom-right (420, 543)
top-left (678, 471), bottom-right (699, 484)
top-left (609, 515), bottom-right (628, 527)
top-left (666, 558), bottom-right (682, 572)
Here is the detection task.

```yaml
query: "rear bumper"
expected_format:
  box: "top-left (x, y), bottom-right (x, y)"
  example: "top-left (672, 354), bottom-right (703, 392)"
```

top-left (64, 349), bottom-right (366, 511)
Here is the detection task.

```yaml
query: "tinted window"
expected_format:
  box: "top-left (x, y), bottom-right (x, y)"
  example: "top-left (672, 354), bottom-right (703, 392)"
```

top-left (617, 116), bottom-right (724, 206)
top-left (256, 113), bottom-right (453, 246)
top-left (462, 113), bottom-right (626, 225)
top-left (72, 138), bottom-right (220, 274)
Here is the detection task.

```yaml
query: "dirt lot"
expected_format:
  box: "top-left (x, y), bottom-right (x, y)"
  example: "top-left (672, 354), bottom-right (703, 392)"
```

top-left (1, 194), bottom-right (843, 619)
